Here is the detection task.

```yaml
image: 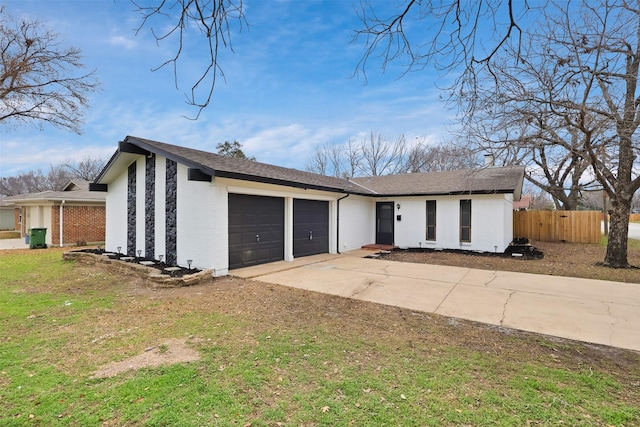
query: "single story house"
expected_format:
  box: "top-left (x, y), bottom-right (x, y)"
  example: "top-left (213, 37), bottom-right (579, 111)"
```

top-left (91, 136), bottom-right (525, 276)
top-left (6, 180), bottom-right (106, 247)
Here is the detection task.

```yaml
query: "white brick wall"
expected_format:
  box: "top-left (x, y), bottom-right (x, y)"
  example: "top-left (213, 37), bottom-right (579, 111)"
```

top-left (105, 170), bottom-right (128, 253)
top-left (103, 152), bottom-right (516, 275)
top-left (389, 193), bottom-right (514, 252)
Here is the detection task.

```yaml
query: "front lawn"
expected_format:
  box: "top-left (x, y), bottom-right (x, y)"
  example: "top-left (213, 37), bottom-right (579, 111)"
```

top-left (1, 248), bottom-right (638, 426)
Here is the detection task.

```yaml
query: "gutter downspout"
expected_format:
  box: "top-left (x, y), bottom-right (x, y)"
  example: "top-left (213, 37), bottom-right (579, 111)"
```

top-left (59, 200), bottom-right (65, 247)
top-left (336, 193), bottom-right (350, 254)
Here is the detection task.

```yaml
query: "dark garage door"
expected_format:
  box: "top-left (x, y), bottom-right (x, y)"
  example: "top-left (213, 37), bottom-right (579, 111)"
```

top-left (294, 199), bottom-right (329, 257)
top-left (228, 194), bottom-right (284, 269)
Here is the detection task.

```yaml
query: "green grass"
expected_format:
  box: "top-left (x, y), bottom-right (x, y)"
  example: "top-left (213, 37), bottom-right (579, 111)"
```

top-left (600, 235), bottom-right (640, 249)
top-left (1, 249), bottom-right (638, 426)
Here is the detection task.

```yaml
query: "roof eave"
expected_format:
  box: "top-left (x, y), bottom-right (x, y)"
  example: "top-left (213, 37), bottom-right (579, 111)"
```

top-left (372, 189), bottom-right (518, 198)
top-left (109, 137), bottom-right (374, 195)
top-left (214, 170), bottom-right (357, 194)
top-left (9, 196), bottom-right (105, 203)
top-left (126, 136), bottom-right (213, 172)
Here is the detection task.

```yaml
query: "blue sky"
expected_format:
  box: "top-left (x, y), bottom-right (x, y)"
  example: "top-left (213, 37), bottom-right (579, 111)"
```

top-left (1, 0), bottom-right (454, 177)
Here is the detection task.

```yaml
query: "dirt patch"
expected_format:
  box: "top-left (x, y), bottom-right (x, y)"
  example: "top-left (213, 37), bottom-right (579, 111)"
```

top-left (91, 338), bottom-right (201, 378)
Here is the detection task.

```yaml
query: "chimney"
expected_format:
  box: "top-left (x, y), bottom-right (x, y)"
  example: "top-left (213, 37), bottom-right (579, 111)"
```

top-left (484, 154), bottom-right (494, 167)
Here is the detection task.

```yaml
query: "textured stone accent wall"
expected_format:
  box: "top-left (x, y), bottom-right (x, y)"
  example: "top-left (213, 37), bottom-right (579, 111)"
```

top-left (51, 205), bottom-right (106, 245)
top-left (166, 159), bottom-right (177, 265)
top-left (127, 162), bottom-right (136, 256)
top-left (145, 154), bottom-right (156, 258)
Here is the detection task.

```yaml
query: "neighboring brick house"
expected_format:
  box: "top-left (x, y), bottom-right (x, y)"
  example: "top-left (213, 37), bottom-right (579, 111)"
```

top-left (5, 181), bottom-right (106, 247)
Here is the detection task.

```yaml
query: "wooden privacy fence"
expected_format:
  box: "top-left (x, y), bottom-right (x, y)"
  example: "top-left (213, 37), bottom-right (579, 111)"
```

top-left (513, 210), bottom-right (602, 244)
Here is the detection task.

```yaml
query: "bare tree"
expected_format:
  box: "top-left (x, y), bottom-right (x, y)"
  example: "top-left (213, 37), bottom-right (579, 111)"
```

top-left (0, 167), bottom-right (67, 196)
top-left (0, 156), bottom-right (106, 196)
top-left (306, 142), bottom-right (344, 177)
top-left (528, 188), bottom-right (555, 211)
top-left (359, 132), bottom-right (408, 176)
top-left (307, 133), bottom-right (474, 177)
top-left (131, 1), bottom-right (539, 117)
top-left (404, 141), bottom-right (477, 173)
top-left (62, 156), bottom-right (107, 181)
top-left (306, 145), bottom-right (330, 176)
top-left (0, 170), bottom-right (48, 196)
top-left (307, 132), bottom-right (406, 177)
top-left (0, 5), bottom-right (99, 133)
top-left (344, 138), bottom-right (363, 177)
top-left (133, 0), bottom-right (246, 119)
top-left (353, 0), bottom-right (542, 107)
top-left (462, 100), bottom-right (598, 210)
top-left (461, 1), bottom-right (640, 267)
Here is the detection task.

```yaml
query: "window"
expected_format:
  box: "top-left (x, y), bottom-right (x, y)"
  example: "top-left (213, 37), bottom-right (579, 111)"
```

top-left (426, 200), bottom-right (436, 240)
top-left (460, 199), bottom-right (471, 242)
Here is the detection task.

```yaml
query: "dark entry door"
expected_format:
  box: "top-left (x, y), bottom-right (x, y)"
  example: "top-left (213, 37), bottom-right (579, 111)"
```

top-left (376, 202), bottom-right (394, 245)
top-left (228, 194), bottom-right (284, 269)
top-left (294, 199), bottom-right (329, 257)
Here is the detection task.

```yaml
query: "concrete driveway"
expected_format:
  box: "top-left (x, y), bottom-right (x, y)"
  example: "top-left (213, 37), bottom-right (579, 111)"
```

top-left (0, 238), bottom-right (28, 250)
top-left (233, 251), bottom-right (640, 353)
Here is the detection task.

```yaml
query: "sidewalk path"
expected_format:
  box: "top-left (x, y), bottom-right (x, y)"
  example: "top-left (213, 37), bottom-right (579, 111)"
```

top-left (233, 251), bottom-right (640, 352)
top-left (0, 238), bottom-right (28, 250)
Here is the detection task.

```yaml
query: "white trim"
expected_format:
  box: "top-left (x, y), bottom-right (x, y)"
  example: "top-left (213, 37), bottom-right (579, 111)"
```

top-left (59, 200), bottom-right (65, 247)
top-left (226, 185), bottom-right (338, 201)
top-left (284, 197), bottom-right (294, 261)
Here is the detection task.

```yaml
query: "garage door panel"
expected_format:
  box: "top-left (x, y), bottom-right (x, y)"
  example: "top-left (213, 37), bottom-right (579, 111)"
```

top-left (294, 199), bottom-right (329, 258)
top-left (228, 194), bottom-right (284, 269)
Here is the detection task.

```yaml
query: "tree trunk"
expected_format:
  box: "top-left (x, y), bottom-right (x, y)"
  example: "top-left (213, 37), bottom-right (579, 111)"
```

top-left (604, 197), bottom-right (631, 268)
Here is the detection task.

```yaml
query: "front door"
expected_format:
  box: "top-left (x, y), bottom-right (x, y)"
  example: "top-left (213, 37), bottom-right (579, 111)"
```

top-left (376, 202), bottom-right (394, 245)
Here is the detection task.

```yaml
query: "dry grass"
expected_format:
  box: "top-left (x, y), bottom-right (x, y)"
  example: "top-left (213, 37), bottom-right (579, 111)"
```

top-left (0, 230), bottom-right (20, 239)
top-left (1, 246), bottom-right (639, 425)
top-left (383, 240), bottom-right (640, 283)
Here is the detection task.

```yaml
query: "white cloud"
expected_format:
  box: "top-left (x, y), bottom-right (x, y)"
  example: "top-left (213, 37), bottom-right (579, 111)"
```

top-left (108, 35), bottom-right (137, 50)
top-left (1, 0), bottom-right (455, 179)
top-left (0, 136), bottom-right (115, 176)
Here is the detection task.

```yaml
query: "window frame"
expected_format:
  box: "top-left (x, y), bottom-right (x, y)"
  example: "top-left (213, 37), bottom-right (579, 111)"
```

top-left (426, 200), bottom-right (436, 241)
top-left (460, 199), bottom-right (472, 243)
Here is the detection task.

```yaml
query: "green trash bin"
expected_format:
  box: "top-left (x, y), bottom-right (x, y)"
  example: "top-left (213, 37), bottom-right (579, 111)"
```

top-left (29, 228), bottom-right (47, 249)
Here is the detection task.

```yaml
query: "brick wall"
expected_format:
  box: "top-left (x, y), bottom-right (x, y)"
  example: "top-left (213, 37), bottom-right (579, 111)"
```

top-left (51, 205), bottom-right (106, 246)
top-left (14, 207), bottom-right (21, 232)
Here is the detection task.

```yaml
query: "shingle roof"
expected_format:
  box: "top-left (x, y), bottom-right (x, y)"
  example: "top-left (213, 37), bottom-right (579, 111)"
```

top-left (96, 136), bottom-right (524, 198)
top-left (350, 166), bottom-right (525, 197)
top-left (5, 180), bottom-right (105, 203)
top-left (120, 136), bottom-right (370, 194)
